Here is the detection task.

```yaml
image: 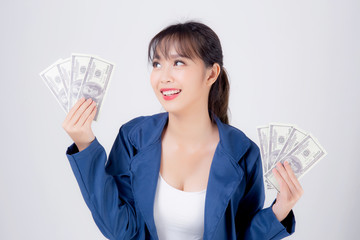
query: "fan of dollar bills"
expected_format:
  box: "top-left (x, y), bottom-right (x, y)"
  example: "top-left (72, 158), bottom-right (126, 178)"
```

top-left (39, 54), bottom-right (115, 121)
top-left (257, 123), bottom-right (327, 192)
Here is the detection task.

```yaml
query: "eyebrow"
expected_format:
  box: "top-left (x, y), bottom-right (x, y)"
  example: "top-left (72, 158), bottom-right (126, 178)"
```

top-left (153, 53), bottom-right (187, 60)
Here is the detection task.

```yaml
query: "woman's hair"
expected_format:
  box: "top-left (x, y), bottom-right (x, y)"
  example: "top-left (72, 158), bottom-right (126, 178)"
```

top-left (148, 21), bottom-right (230, 124)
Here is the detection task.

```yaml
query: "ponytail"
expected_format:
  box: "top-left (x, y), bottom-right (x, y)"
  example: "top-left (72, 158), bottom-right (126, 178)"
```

top-left (208, 66), bottom-right (230, 124)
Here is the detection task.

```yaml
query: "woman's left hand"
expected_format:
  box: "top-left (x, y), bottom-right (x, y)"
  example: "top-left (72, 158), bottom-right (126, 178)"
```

top-left (271, 160), bottom-right (304, 222)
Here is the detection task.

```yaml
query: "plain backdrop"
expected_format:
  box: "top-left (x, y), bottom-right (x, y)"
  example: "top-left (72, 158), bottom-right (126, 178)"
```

top-left (1, 0), bottom-right (359, 239)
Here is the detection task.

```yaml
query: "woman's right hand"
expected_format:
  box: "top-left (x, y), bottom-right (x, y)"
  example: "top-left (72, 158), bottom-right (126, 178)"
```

top-left (62, 97), bottom-right (98, 152)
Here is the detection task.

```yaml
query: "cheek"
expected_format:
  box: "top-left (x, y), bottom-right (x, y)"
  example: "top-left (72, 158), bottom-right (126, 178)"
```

top-left (150, 73), bottom-right (157, 90)
top-left (184, 72), bottom-right (206, 90)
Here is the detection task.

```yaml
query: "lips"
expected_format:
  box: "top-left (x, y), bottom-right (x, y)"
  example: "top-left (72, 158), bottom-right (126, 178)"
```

top-left (160, 88), bottom-right (181, 100)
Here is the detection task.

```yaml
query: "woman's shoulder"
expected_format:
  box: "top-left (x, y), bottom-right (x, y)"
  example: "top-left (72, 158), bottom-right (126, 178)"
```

top-left (118, 112), bottom-right (168, 149)
top-left (121, 111), bottom-right (166, 129)
top-left (218, 122), bottom-right (261, 174)
top-left (219, 122), bottom-right (260, 157)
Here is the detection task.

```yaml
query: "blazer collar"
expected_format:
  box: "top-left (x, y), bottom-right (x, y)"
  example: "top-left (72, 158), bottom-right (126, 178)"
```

top-left (128, 112), bottom-right (251, 239)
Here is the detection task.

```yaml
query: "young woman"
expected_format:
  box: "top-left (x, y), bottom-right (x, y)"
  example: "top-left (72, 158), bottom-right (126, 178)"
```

top-left (63, 21), bottom-right (303, 240)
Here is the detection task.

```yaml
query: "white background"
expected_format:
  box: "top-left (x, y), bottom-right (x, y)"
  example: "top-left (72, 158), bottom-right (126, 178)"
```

top-left (1, 0), bottom-right (359, 239)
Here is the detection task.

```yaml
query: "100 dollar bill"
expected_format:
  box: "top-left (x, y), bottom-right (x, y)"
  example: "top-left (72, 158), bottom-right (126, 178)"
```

top-left (77, 56), bottom-right (114, 121)
top-left (40, 59), bottom-right (69, 113)
top-left (268, 123), bottom-right (294, 171)
top-left (257, 126), bottom-right (273, 189)
top-left (69, 54), bottom-right (92, 110)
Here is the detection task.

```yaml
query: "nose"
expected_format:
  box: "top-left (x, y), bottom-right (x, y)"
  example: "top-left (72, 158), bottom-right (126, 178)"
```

top-left (160, 65), bottom-right (174, 83)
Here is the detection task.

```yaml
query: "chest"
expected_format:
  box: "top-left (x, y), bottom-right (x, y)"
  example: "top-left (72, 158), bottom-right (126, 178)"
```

top-left (159, 141), bottom-right (218, 192)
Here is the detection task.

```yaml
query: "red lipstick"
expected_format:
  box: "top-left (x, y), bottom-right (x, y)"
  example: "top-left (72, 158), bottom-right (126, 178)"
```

top-left (160, 88), bottom-right (181, 101)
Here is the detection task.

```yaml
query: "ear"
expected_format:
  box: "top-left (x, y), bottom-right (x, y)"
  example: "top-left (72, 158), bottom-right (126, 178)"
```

top-left (206, 63), bottom-right (221, 87)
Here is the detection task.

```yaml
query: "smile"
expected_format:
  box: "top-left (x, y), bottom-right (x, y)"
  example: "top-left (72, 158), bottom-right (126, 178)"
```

top-left (160, 88), bottom-right (181, 100)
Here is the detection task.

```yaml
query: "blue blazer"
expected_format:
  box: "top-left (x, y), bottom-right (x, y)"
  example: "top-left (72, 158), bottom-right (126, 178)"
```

top-left (66, 112), bottom-right (295, 240)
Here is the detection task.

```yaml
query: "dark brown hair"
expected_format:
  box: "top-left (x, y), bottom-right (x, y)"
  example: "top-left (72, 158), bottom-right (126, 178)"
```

top-left (148, 21), bottom-right (230, 124)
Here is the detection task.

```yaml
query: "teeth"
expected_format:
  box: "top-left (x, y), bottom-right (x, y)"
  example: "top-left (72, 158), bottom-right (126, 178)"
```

top-left (162, 90), bottom-right (181, 96)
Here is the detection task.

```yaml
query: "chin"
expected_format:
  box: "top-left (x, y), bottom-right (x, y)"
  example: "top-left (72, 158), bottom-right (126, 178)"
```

top-left (159, 103), bottom-right (182, 115)
top-left (161, 106), bottom-right (179, 114)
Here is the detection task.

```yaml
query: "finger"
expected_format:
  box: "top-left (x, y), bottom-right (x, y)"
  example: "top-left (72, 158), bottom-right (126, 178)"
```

top-left (76, 101), bottom-right (97, 127)
top-left (84, 104), bottom-right (97, 127)
top-left (284, 161), bottom-right (304, 194)
top-left (272, 167), bottom-right (289, 194)
top-left (70, 98), bottom-right (94, 125)
top-left (275, 162), bottom-right (297, 194)
top-left (64, 97), bottom-right (86, 123)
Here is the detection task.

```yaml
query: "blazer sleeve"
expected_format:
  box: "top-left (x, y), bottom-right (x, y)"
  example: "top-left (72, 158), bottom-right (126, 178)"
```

top-left (66, 124), bottom-right (139, 240)
top-left (236, 142), bottom-right (296, 240)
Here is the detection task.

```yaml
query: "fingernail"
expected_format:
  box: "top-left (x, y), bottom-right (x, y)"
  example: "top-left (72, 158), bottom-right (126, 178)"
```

top-left (284, 161), bottom-right (289, 165)
top-left (80, 97), bottom-right (85, 101)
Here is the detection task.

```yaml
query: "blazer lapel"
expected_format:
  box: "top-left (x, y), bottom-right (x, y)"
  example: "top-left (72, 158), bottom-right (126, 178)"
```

top-left (128, 113), bottom-right (168, 240)
top-left (129, 142), bottom-right (162, 239)
top-left (203, 146), bottom-right (244, 239)
top-left (202, 115), bottom-right (250, 240)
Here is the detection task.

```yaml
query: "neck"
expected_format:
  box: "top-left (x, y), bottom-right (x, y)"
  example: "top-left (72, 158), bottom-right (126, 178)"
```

top-left (164, 109), bottom-right (218, 150)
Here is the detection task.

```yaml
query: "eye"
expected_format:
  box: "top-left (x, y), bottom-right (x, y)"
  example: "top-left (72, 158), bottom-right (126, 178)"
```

top-left (174, 60), bottom-right (184, 66)
top-left (152, 61), bottom-right (161, 68)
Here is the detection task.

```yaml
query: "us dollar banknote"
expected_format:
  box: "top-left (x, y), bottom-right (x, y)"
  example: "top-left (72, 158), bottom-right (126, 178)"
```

top-left (57, 57), bottom-right (71, 96)
top-left (69, 54), bottom-right (92, 110)
top-left (274, 127), bottom-right (308, 164)
top-left (268, 124), bottom-right (294, 171)
top-left (77, 56), bottom-right (114, 121)
top-left (257, 126), bottom-right (273, 189)
top-left (40, 59), bottom-right (69, 113)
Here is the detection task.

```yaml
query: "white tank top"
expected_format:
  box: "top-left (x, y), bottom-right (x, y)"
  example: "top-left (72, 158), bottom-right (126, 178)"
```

top-left (153, 173), bottom-right (206, 240)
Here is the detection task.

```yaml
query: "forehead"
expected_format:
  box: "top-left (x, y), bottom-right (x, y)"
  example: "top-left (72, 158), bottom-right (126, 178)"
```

top-left (152, 36), bottom-right (200, 61)
top-left (153, 47), bottom-right (184, 60)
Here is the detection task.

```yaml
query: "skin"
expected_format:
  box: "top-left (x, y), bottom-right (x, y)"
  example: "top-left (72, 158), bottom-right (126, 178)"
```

top-left (62, 44), bottom-right (303, 223)
top-left (62, 97), bottom-right (97, 151)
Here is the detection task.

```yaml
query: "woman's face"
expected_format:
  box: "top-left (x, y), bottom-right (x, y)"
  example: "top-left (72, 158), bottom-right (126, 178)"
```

top-left (150, 45), bottom-right (214, 115)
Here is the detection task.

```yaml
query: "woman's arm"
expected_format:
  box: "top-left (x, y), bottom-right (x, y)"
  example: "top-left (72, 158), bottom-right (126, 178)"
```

top-left (66, 135), bottom-right (139, 239)
top-left (63, 98), bottom-right (140, 239)
top-left (236, 142), bottom-right (297, 240)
